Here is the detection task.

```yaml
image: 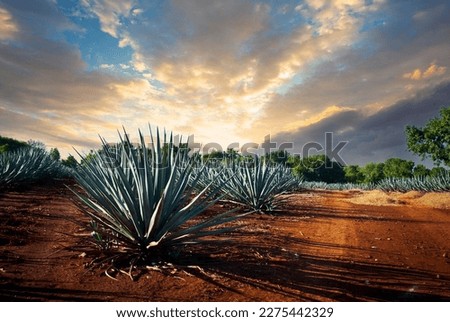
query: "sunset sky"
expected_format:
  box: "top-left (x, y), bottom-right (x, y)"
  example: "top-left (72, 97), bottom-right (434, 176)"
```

top-left (1, 0), bottom-right (450, 165)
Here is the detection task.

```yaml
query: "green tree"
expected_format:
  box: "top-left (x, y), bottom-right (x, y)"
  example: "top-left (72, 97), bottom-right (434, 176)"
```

top-left (293, 155), bottom-right (345, 183)
top-left (80, 150), bottom-right (97, 166)
top-left (344, 165), bottom-right (365, 183)
top-left (264, 150), bottom-right (289, 165)
top-left (49, 148), bottom-right (60, 161)
top-left (413, 164), bottom-right (430, 177)
top-left (406, 106), bottom-right (450, 166)
top-left (27, 140), bottom-right (46, 150)
top-left (383, 158), bottom-right (414, 178)
top-left (0, 135), bottom-right (28, 152)
top-left (224, 148), bottom-right (239, 160)
top-left (161, 142), bottom-right (190, 157)
top-left (62, 155), bottom-right (78, 168)
top-left (430, 166), bottom-right (447, 177)
top-left (202, 150), bottom-right (224, 162)
top-left (362, 162), bottom-right (385, 183)
top-left (286, 154), bottom-right (301, 169)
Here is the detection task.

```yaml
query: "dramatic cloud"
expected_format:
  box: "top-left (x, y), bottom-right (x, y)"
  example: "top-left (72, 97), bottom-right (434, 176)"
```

top-left (0, 0), bottom-right (157, 153)
top-left (273, 81), bottom-right (450, 165)
top-left (250, 0), bottom-right (450, 141)
top-left (1, 0), bottom-right (450, 163)
top-left (111, 0), bottom-right (387, 144)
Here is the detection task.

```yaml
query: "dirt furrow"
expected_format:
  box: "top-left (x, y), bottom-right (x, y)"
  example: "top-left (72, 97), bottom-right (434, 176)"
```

top-left (1, 183), bottom-right (449, 301)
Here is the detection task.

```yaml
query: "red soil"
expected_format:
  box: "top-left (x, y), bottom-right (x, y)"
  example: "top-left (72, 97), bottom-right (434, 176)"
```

top-left (0, 182), bottom-right (449, 301)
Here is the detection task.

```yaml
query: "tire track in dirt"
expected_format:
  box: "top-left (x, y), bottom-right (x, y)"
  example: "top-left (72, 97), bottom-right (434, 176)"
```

top-left (322, 191), bottom-right (450, 300)
top-left (340, 192), bottom-right (450, 273)
top-left (273, 191), bottom-right (450, 301)
top-left (282, 191), bottom-right (362, 260)
top-left (1, 184), bottom-right (449, 301)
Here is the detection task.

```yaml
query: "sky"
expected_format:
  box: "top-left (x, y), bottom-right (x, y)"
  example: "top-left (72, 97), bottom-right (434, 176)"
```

top-left (1, 0), bottom-right (450, 165)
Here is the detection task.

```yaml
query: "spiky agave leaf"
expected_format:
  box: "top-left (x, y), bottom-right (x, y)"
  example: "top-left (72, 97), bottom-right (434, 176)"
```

top-left (299, 181), bottom-right (375, 190)
top-left (215, 157), bottom-right (298, 213)
top-left (0, 147), bottom-right (68, 187)
top-left (377, 172), bottom-right (450, 192)
top-left (71, 126), bottom-right (248, 259)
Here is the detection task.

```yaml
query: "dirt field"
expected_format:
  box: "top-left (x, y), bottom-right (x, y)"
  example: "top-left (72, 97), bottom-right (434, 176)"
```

top-left (1, 181), bottom-right (449, 301)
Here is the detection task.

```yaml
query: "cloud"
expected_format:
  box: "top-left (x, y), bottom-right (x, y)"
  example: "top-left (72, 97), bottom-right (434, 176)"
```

top-left (249, 0), bottom-right (450, 142)
top-left (301, 0), bottom-right (385, 35)
top-left (273, 80), bottom-right (450, 165)
top-left (2, 0), bottom-right (450, 164)
top-left (142, 0), bottom-right (270, 97)
top-left (0, 6), bottom-right (18, 40)
top-left (99, 63), bottom-right (115, 69)
top-left (0, 0), bottom-right (161, 156)
top-left (0, 107), bottom-right (100, 150)
top-left (2, 0), bottom-right (79, 37)
top-left (104, 0), bottom-right (384, 145)
top-left (403, 63), bottom-right (447, 80)
top-left (131, 8), bottom-right (143, 16)
top-left (81, 0), bottom-right (135, 38)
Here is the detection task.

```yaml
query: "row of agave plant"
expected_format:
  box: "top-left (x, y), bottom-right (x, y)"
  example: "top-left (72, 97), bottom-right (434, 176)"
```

top-left (299, 181), bottom-right (377, 191)
top-left (377, 174), bottom-right (450, 192)
top-left (70, 127), bottom-right (300, 265)
top-left (2, 127), bottom-right (448, 268)
top-left (300, 174), bottom-right (450, 192)
top-left (0, 147), bottom-right (69, 187)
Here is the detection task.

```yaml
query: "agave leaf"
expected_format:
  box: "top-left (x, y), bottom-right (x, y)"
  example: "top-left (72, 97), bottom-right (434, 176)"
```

top-left (0, 147), bottom-right (68, 187)
top-left (212, 157), bottom-right (297, 212)
top-left (71, 126), bottom-right (247, 259)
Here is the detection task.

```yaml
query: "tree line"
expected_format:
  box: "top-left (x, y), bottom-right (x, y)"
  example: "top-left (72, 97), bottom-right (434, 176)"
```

top-left (1, 106), bottom-right (448, 183)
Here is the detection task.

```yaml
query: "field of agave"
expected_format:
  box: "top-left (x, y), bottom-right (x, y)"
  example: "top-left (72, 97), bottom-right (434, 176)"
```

top-left (61, 127), bottom-right (301, 265)
top-left (300, 176), bottom-right (450, 192)
top-left (0, 147), bottom-right (69, 186)
top-left (1, 127), bottom-right (449, 270)
top-left (376, 174), bottom-right (450, 192)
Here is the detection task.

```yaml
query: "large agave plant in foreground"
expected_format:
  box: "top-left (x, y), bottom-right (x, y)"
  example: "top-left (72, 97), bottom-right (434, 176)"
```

top-left (71, 127), bottom-right (246, 262)
top-left (216, 158), bottom-right (298, 213)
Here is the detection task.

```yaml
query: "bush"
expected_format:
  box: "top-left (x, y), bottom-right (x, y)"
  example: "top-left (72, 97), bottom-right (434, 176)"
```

top-left (0, 135), bottom-right (28, 153)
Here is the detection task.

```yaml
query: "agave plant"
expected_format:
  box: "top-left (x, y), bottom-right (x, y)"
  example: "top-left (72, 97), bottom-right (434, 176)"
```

top-left (71, 127), bottom-right (247, 262)
top-left (0, 147), bottom-right (68, 187)
top-left (377, 173), bottom-right (450, 192)
top-left (215, 157), bottom-right (298, 213)
top-left (299, 181), bottom-right (375, 191)
top-left (300, 181), bottom-right (329, 190)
